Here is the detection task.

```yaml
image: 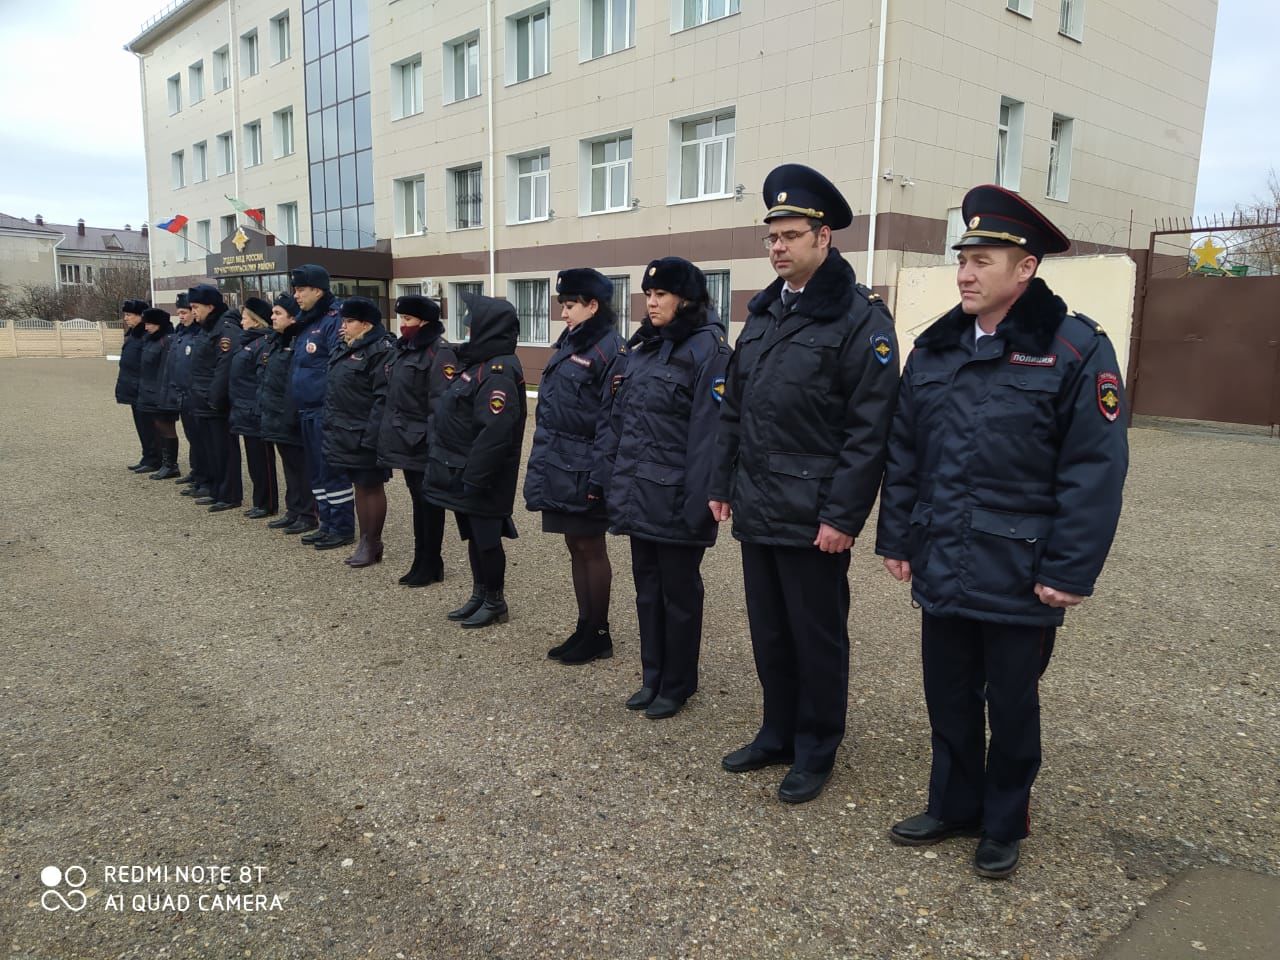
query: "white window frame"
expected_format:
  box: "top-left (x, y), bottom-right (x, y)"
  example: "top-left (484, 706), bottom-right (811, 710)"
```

top-left (669, 109), bottom-right (735, 204)
top-left (212, 46), bottom-right (230, 92)
top-left (995, 96), bottom-right (1024, 191)
top-left (509, 150), bottom-right (551, 224)
top-left (397, 283), bottom-right (423, 297)
top-left (270, 11), bottom-right (291, 63)
top-left (580, 132), bottom-right (633, 215)
top-left (188, 60), bottom-right (204, 103)
top-left (606, 274), bottom-right (632, 332)
top-left (196, 219), bottom-right (211, 255)
top-left (392, 56), bottom-right (424, 119)
top-left (581, 0), bottom-right (635, 61)
top-left (704, 269), bottom-right (731, 321)
top-left (1006, 0), bottom-right (1033, 17)
top-left (944, 206), bottom-right (965, 263)
top-left (177, 224), bottom-right (190, 262)
top-left (166, 74), bottom-right (181, 114)
top-left (448, 165), bottom-right (484, 230)
top-left (220, 214), bottom-right (237, 240)
top-left (170, 150), bottom-right (185, 189)
top-left (509, 278), bottom-right (551, 345)
top-left (444, 33), bottom-right (481, 104)
top-left (1046, 114), bottom-right (1074, 202)
top-left (449, 281), bottom-right (484, 340)
top-left (507, 4), bottom-right (550, 84)
top-left (192, 141), bottom-right (208, 183)
top-left (394, 175), bottom-right (427, 236)
top-left (216, 131), bottom-right (234, 176)
top-left (276, 202), bottom-right (299, 244)
top-left (241, 30), bottom-right (260, 78)
top-left (243, 120), bottom-right (263, 168)
top-left (273, 107), bottom-right (295, 158)
top-left (672, 0), bottom-right (741, 32)
top-left (1059, 0), bottom-right (1084, 40)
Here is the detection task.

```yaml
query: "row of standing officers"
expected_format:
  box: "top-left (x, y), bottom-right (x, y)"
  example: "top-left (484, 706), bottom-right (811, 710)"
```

top-left (114, 166), bottom-right (1129, 880)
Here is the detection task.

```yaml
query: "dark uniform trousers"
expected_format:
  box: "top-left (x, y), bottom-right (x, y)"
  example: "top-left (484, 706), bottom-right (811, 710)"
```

top-left (300, 411), bottom-right (354, 536)
top-left (131, 405), bottom-right (160, 466)
top-left (277, 442), bottom-right (314, 521)
top-left (240, 435), bottom-right (278, 512)
top-left (630, 538), bottom-right (706, 703)
top-left (180, 407), bottom-right (205, 481)
top-left (921, 611), bottom-right (1056, 842)
top-left (741, 543), bottom-right (851, 773)
top-left (198, 417), bottom-right (239, 503)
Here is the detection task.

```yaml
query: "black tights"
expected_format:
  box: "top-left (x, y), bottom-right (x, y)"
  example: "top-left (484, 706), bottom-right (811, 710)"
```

top-left (467, 538), bottom-right (506, 592)
top-left (565, 533), bottom-right (612, 628)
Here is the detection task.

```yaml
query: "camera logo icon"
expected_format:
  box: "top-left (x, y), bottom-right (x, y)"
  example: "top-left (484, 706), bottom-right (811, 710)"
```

top-left (40, 865), bottom-right (88, 912)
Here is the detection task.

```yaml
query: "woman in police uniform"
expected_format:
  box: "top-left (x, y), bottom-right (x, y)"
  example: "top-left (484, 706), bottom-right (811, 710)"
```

top-left (524, 268), bottom-right (627, 662)
top-left (322, 297), bottom-right (395, 567)
top-left (228, 298), bottom-right (278, 519)
top-left (116, 299), bottom-right (156, 472)
top-left (606, 257), bottom-right (731, 716)
top-left (135, 307), bottom-right (181, 479)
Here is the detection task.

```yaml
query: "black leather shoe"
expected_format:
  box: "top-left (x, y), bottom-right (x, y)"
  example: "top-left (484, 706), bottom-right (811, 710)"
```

top-left (244, 507), bottom-right (273, 519)
top-left (778, 767), bottom-right (832, 804)
top-left (548, 621), bottom-right (586, 660)
top-left (558, 626), bottom-right (613, 665)
top-left (127, 460), bottom-right (146, 471)
top-left (194, 496), bottom-right (217, 505)
top-left (174, 473), bottom-right (197, 485)
top-left (460, 589), bottom-right (509, 628)
top-left (644, 695), bottom-right (685, 720)
top-left (625, 687), bottom-right (657, 710)
top-left (975, 837), bottom-right (1021, 879)
top-left (208, 501), bottom-right (241, 512)
top-left (447, 585), bottom-right (485, 621)
top-left (149, 464), bottom-right (180, 480)
top-left (314, 532), bottom-right (355, 550)
top-left (300, 527), bottom-right (329, 544)
top-left (889, 813), bottom-right (982, 847)
top-left (267, 515), bottom-right (296, 529)
top-left (130, 462), bottom-right (160, 473)
top-left (400, 560), bottom-right (444, 588)
top-left (181, 486), bottom-right (209, 498)
top-left (285, 520), bottom-right (319, 536)
top-left (721, 745), bottom-right (794, 773)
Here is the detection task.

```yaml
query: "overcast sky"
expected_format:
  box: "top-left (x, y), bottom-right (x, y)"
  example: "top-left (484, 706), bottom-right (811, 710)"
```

top-left (0, 0), bottom-right (1274, 231)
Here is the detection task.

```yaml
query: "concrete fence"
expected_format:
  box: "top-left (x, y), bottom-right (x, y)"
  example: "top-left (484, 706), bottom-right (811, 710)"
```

top-left (0, 318), bottom-right (117, 359)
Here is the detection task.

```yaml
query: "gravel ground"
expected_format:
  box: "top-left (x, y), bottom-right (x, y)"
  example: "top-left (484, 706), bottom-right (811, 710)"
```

top-left (2, 358), bottom-right (1277, 960)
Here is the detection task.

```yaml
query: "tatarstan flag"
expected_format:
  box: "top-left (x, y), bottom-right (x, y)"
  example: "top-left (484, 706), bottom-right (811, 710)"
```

top-left (225, 196), bottom-right (265, 225)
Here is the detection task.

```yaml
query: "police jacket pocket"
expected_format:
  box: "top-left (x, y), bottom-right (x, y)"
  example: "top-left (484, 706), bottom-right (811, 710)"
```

top-left (427, 448), bottom-right (467, 492)
top-left (634, 460), bottom-right (686, 516)
top-left (965, 507), bottom-right (1054, 596)
top-left (768, 452), bottom-right (838, 523)
top-left (543, 441), bottom-right (591, 504)
top-left (987, 371), bottom-right (1059, 432)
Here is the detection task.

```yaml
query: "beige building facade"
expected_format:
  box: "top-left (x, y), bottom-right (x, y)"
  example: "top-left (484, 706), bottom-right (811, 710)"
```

top-left (128, 0), bottom-right (1216, 375)
top-left (0, 213), bottom-right (149, 296)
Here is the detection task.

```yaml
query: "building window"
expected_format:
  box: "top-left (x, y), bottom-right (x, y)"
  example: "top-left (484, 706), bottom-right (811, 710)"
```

top-left (166, 74), bottom-right (182, 114)
top-left (1059, 0), bottom-right (1084, 40)
top-left (508, 5), bottom-right (550, 83)
top-left (196, 219), bottom-right (211, 255)
top-left (243, 121), bottom-right (263, 167)
top-left (449, 281), bottom-right (483, 340)
top-left (674, 110), bottom-right (735, 201)
top-left (511, 278), bottom-right (550, 344)
top-left (188, 60), bottom-right (204, 102)
top-left (995, 96), bottom-right (1024, 190)
top-left (585, 133), bottom-right (632, 213)
top-left (212, 46), bottom-right (230, 92)
top-left (178, 224), bottom-right (190, 262)
top-left (1046, 115), bottom-right (1074, 201)
top-left (583, 0), bottom-right (634, 60)
top-left (511, 151), bottom-right (550, 224)
top-left (277, 202), bottom-right (299, 243)
top-left (392, 56), bottom-right (424, 118)
top-left (192, 141), bottom-right (208, 182)
top-left (675, 0), bottom-right (741, 31)
top-left (607, 275), bottom-right (631, 332)
top-left (944, 206), bottom-right (965, 263)
top-left (220, 214), bottom-right (237, 240)
top-left (449, 165), bottom-right (483, 229)
top-left (273, 107), bottom-right (295, 157)
top-left (394, 175), bottom-right (426, 236)
top-left (241, 30), bottom-right (260, 77)
top-left (398, 283), bottom-right (423, 297)
top-left (85, 265), bottom-right (94, 284)
top-left (445, 34), bottom-right (481, 103)
top-left (216, 131), bottom-right (234, 175)
top-left (170, 150), bottom-right (185, 189)
top-left (1006, 0), bottom-right (1033, 16)
top-left (704, 270), bottom-right (731, 321)
top-left (270, 12), bottom-right (291, 62)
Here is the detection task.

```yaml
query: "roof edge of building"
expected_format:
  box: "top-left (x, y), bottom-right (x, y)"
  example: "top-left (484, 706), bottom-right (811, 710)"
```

top-left (125, 0), bottom-right (219, 53)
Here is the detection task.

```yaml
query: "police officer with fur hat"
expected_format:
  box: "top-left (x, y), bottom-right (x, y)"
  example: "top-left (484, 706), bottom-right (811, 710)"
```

top-left (259, 293), bottom-right (318, 534)
top-left (377, 293), bottom-right (458, 586)
top-left (875, 185), bottom-right (1129, 878)
top-left (228, 297), bottom-right (278, 518)
top-left (135, 307), bottom-right (182, 479)
top-left (167, 292), bottom-right (204, 487)
top-left (525, 268), bottom-right (628, 661)
top-left (288, 263), bottom-right (355, 549)
top-left (709, 164), bottom-right (899, 804)
top-left (186, 283), bottom-right (244, 511)
top-left (117, 299), bottom-right (158, 472)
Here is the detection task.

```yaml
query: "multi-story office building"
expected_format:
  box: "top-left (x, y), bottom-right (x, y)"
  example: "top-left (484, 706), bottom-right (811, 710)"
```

top-left (127, 0), bottom-right (1216, 375)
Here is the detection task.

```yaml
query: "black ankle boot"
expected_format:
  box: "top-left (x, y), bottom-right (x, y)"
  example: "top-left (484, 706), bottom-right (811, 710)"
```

top-left (150, 439), bottom-right (181, 480)
top-left (548, 620), bottom-right (586, 659)
top-left (559, 625), bottom-right (614, 665)
top-left (447, 584), bottom-right (485, 621)
top-left (460, 589), bottom-right (509, 629)
top-left (400, 556), bottom-right (444, 588)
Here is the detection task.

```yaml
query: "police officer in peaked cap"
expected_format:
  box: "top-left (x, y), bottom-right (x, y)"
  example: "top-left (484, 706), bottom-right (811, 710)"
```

top-left (875, 185), bottom-right (1129, 878)
top-left (709, 164), bottom-right (900, 804)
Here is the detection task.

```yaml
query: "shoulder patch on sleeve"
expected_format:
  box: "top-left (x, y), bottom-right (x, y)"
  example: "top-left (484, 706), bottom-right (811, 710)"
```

top-left (711, 375), bottom-right (726, 403)
top-left (1097, 372), bottom-right (1121, 421)
top-left (870, 332), bottom-right (894, 365)
top-left (219, 337), bottom-right (232, 352)
top-left (488, 389), bottom-right (507, 415)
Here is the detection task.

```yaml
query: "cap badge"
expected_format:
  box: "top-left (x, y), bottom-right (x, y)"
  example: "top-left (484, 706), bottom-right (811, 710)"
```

top-left (648, 267), bottom-right (656, 277)
top-left (777, 191), bottom-right (788, 203)
top-left (969, 216), bottom-right (981, 229)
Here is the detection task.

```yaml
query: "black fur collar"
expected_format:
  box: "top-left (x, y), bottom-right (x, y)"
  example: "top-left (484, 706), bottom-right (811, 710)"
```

top-left (627, 302), bottom-right (707, 348)
top-left (747, 248), bottom-right (856, 322)
top-left (559, 311), bottom-right (616, 353)
top-left (915, 277), bottom-right (1067, 354)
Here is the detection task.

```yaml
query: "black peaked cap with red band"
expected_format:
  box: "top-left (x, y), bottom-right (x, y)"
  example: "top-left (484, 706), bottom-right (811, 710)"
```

top-left (952, 184), bottom-right (1070, 260)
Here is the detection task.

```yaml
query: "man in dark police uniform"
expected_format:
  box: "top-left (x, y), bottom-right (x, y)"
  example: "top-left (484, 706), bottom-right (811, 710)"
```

top-left (876, 185), bottom-right (1129, 878)
top-left (709, 164), bottom-right (899, 804)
